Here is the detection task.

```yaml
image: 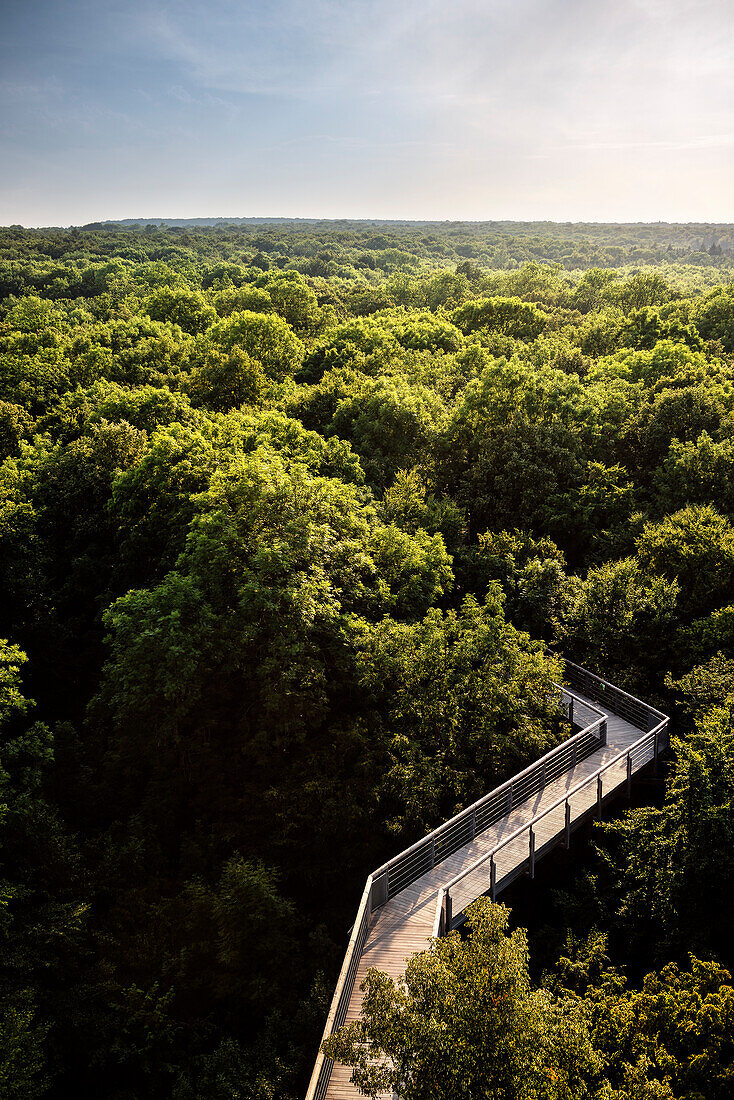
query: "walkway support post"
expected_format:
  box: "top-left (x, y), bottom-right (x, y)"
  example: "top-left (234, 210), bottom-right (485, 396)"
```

top-left (443, 889), bottom-right (452, 933)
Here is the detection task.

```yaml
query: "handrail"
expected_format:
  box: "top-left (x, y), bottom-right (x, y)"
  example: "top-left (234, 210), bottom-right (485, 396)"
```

top-left (369, 685), bottom-right (605, 907)
top-left (439, 715), bottom-right (667, 902)
top-left (307, 875), bottom-right (374, 1100)
top-left (306, 679), bottom-right (595, 1100)
top-left (564, 659), bottom-right (667, 720)
top-left (371, 685), bottom-right (603, 879)
top-left (562, 658), bottom-right (667, 731)
top-left (306, 660), bottom-right (669, 1100)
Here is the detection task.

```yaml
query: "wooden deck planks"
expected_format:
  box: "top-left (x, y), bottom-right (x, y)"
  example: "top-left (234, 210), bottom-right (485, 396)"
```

top-left (320, 692), bottom-right (656, 1100)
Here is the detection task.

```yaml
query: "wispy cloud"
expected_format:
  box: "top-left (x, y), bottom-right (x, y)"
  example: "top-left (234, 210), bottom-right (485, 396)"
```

top-left (0, 0), bottom-right (733, 223)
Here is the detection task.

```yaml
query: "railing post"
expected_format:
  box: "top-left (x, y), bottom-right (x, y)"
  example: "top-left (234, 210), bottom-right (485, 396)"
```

top-left (529, 828), bottom-right (535, 878)
top-left (471, 809), bottom-right (477, 841)
top-left (443, 889), bottom-right (452, 933)
top-left (569, 697), bottom-right (574, 727)
top-left (597, 774), bottom-right (603, 819)
top-left (541, 762), bottom-right (546, 789)
top-left (372, 872), bottom-right (388, 908)
top-left (507, 785), bottom-right (513, 813)
top-left (564, 799), bottom-right (571, 847)
top-left (490, 855), bottom-right (496, 901)
top-left (601, 717), bottom-right (607, 746)
top-left (626, 753), bottom-right (632, 799)
top-left (430, 835), bottom-right (435, 869)
top-left (653, 727), bottom-right (659, 778)
top-left (571, 738), bottom-right (577, 767)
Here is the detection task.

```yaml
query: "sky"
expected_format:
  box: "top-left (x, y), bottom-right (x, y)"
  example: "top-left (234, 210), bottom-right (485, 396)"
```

top-left (1, 0), bottom-right (733, 225)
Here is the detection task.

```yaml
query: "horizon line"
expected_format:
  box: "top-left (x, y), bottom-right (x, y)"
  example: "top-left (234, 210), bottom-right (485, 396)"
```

top-left (7, 216), bottom-right (734, 230)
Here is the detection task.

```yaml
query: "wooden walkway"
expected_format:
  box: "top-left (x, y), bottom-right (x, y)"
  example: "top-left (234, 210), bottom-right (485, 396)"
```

top-left (308, 663), bottom-right (669, 1100)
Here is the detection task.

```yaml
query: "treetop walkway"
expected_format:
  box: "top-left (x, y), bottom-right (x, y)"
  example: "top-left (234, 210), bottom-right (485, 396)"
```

top-left (306, 659), bottom-right (670, 1100)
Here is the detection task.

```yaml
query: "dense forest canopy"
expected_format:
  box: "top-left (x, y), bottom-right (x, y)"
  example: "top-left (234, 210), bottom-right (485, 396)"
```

top-left (1, 220), bottom-right (734, 1099)
top-left (5, 217), bottom-right (734, 279)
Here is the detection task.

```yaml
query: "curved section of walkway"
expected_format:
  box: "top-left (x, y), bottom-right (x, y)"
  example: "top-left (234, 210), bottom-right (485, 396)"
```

top-left (308, 661), bottom-right (669, 1100)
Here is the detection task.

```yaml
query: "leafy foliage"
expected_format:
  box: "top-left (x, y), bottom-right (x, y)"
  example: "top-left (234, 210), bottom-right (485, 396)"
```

top-left (2, 220), bottom-right (734, 1097)
top-left (323, 900), bottom-right (600, 1100)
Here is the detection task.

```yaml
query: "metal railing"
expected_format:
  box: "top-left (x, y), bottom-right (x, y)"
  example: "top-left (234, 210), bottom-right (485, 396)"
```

top-left (368, 686), bottom-right (604, 907)
top-left (562, 659), bottom-right (667, 734)
top-left (305, 661), bottom-right (669, 1100)
top-left (432, 662), bottom-right (669, 933)
top-left (433, 713), bottom-right (668, 933)
top-left (307, 874), bottom-right (375, 1100)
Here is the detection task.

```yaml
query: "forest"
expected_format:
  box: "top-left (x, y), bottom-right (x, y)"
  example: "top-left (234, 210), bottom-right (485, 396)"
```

top-left (1, 219), bottom-right (734, 1099)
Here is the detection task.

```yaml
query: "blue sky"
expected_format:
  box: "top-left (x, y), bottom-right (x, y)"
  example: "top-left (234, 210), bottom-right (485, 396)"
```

top-left (1, 0), bottom-right (733, 225)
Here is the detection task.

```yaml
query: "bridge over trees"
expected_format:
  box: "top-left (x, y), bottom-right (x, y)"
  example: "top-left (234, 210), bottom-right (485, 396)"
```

top-left (307, 660), bottom-right (669, 1100)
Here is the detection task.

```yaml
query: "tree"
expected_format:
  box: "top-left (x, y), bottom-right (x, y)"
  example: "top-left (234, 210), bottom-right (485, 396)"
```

top-left (266, 274), bottom-right (320, 332)
top-left (654, 432), bottom-right (734, 517)
top-left (327, 374), bottom-right (448, 489)
top-left (607, 272), bottom-right (670, 313)
top-left (635, 505), bottom-right (734, 617)
top-left (322, 899), bottom-right (600, 1100)
top-left (467, 528), bottom-right (570, 638)
top-left (40, 381), bottom-right (196, 441)
top-left (0, 402), bottom-right (33, 461)
top-left (143, 287), bottom-right (217, 335)
top-left (384, 309), bottom-right (463, 353)
top-left (572, 269), bottom-right (618, 314)
top-left (368, 524), bottom-right (453, 619)
top-left (553, 933), bottom-right (734, 1100)
top-left (67, 316), bottom-right (193, 388)
top-left (623, 382), bottom-right (732, 476)
top-left (212, 284), bottom-right (272, 318)
top-left (619, 308), bottom-right (702, 352)
top-left (603, 667), bottom-right (734, 959)
top-left (451, 295), bottom-right (548, 340)
top-left (188, 348), bottom-right (266, 411)
top-left (560, 557), bottom-right (678, 687)
top-left (437, 357), bottom-right (594, 541)
top-left (359, 596), bottom-right (562, 831)
top-left (693, 284), bottom-right (734, 350)
top-left (0, 640), bottom-right (87, 1098)
top-left (596, 959), bottom-right (734, 1100)
top-left (207, 310), bottom-right (304, 381)
top-left (381, 467), bottom-right (464, 549)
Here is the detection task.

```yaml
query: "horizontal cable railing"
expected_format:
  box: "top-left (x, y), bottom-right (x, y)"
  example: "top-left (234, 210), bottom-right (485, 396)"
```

top-left (306, 661), bottom-right (669, 1100)
top-left (433, 670), bottom-right (669, 933)
top-left (307, 876), bottom-right (375, 1100)
top-left (370, 685), bottom-right (605, 904)
top-left (563, 659), bottom-right (667, 735)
